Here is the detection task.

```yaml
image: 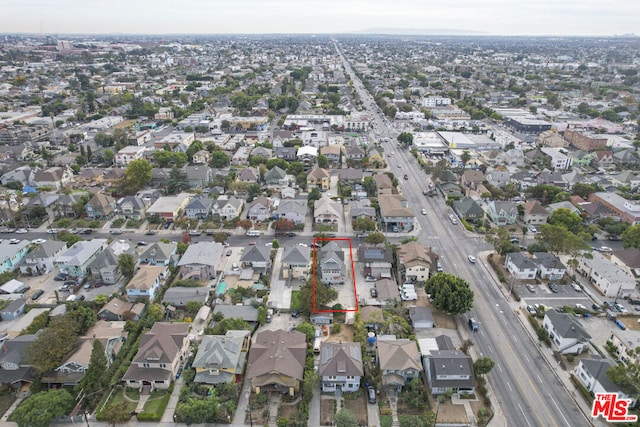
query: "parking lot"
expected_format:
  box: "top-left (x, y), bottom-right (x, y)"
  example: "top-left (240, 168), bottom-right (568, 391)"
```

top-left (517, 283), bottom-right (593, 311)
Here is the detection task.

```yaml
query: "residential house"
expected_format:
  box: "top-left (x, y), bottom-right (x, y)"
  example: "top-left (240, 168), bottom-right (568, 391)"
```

top-left (123, 322), bottom-right (191, 391)
top-left (453, 197), bottom-right (485, 223)
top-left (146, 193), bottom-right (192, 222)
top-left (275, 199), bottom-right (307, 225)
top-left (461, 170), bottom-right (485, 192)
top-left (45, 320), bottom-right (128, 387)
top-left (212, 305), bottom-right (259, 327)
top-left (246, 329), bottom-right (306, 395)
top-left (611, 171), bottom-right (640, 190)
top-left (350, 199), bottom-right (376, 221)
top-left (593, 151), bottom-right (614, 169)
top-left (577, 251), bottom-right (636, 298)
top-left (116, 196), bottom-right (148, 221)
top-left (420, 335), bottom-right (475, 396)
top-left (114, 146), bottom-right (146, 166)
top-left (320, 144), bottom-right (342, 167)
top-left (338, 168), bottom-right (364, 188)
top-left (377, 337), bottom-right (422, 392)
top-left (0, 166), bottom-right (38, 187)
top-left (409, 306), bottom-right (435, 329)
top-left (319, 341), bottom-right (363, 393)
top-left (102, 168), bottom-right (126, 187)
top-left (314, 196), bottom-right (341, 224)
top-left (274, 147), bottom-right (297, 162)
top-left (54, 192), bottom-right (88, 218)
top-left (192, 330), bottom-right (251, 385)
top-left (486, 200), bottom-right (517, 225)
top-left (247, 196), bottom-right (272, 222)
top-left (177, 242), bottom-right (224, 280)
top-left (85, 193), bottom-right (116, 220)
top-left (522, 201), bottom-right (549, 225)
top-left (139, 242), bottom-right (177, 266)
top-left (19, 240), bottom-right (67, 276)
top-left (296, 146), bottom-right (318, 166)
top-left (185, 197), bottom-right (213, 220)
top-left (376, 278), bottom-right (401, 305)
top-left (0, 240), bottom-right (30, 274)
top-left (510, 171), bottom-right (537, 190)
top-left (98, 297), bottom-right (146, 322)
top-left (368, 148), bottom-right (385, 166)
top-left (533, 252), bottom-right (566, 281)
top-left (211, 196), bottom-right (244, 221)
top-left (0, 333), bottom-right (39, 391)
top-left (264, 166), bottom-right (288, 189)
top-left (125, 265), bottom-right (168, 302)
top-left (358, 247), bottom-right (393, 279)
top-left (569, 151), bottom-right (592, 168)
top-left (319, 241), bottom-right (346, 285)
top-left (607, 329), bottom-right (640, 366)
top-left (90, 239), bottom-right (137, 285)
top-left (31, 166), bottom-right (74, 190)
top-left (237, 167), bottom-right (260, 184)
top-left (54, 239), bottom-right (107, 278)
top-left (282, 246), bottom-right (311, 280)
top-left (345, 146), bottom-right (365, 163)
top-left (1, 298), bottom-right (26, 321)
top-left (307, 168), bottom-right (330, 191)
top-left (543, 309), bottom-right (592, 354)
top-left (240, 245), bottom-right (272, 274)
top-left (486, 170), bottom-right (511, 188)
top-left (184, 165), bottom-right (213, 188)
top-left (373, 174), bottom-right (393, 195)
top-left (379, 194), bottom-right (415, 232)
top-left (250, 146), bottom-right (272, 159)
top-left (192, 150), bottom-right (210, 165)
top-left (397, 241), bottom-right (434, 283)
top-left (359, 306), bottom-right (385, 330)
top-left (163, 287), bottom-right (208, 310)
top-left (504, 252), bottom-right (538, 280)
top-left (610, 247), bottom-right (640, 281)
top-left (574, 357), bottom-right (637, 407)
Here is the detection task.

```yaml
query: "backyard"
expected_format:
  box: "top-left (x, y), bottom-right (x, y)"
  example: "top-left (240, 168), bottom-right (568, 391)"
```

top-left (343, 392), bottom-right (368, 425)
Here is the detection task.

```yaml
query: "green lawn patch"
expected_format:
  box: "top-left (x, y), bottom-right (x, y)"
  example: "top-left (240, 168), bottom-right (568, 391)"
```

top-left (380, 415), bottom-right (393, 427)
top-left (0, 393), bottom-right (16, 418)
top-left (137, 390), bottom-right (170, 421)
top-left (291, 290), bottom-right (302, 310)
top-left (96, 387), bottom-right (136, 422)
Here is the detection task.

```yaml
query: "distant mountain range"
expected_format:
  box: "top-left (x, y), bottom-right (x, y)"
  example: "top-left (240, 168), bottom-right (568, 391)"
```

top-left (350, 28), bottom-right (487, 36)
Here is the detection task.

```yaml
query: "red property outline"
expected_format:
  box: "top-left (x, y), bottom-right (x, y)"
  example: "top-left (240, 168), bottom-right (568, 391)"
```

top-left (311, 237), bottom-right (358, 313)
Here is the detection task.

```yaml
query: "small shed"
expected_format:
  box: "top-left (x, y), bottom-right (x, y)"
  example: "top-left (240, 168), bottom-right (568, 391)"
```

top-left (0, 279), bottom-right (26, 294)
top-left (310, 312), bottom-right (334, 325)
top-left (1, 298), bottom-right (26, 321)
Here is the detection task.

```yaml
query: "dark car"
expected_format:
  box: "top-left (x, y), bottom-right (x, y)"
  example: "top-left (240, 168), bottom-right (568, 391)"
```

top-left (81, 229), bottom-right (93, 234)
top-left (137, 241), bottom-right (148, 246)
top-left (54, 275), bottom-right (66, 281)
top-left (145, 230), bottom-right (156, 235)
top-left (468, 318), bottom-right (479, 332)
top-left (111, 230), bottom-right (122, 235)
top-left (31, 289), bottom-right (44, 300)
top-left (286, 232), bottom-right (296, 237)
top-left (592, 303), bottom-right (604, 312)
top-left (164, 222), bottom-right (171, 229)
top-left (291, 310), bottom-right (299, 318)
top-left (548, 283), bottom-right (559, 293)
top-left (370, 288), bottom-right (378, 298)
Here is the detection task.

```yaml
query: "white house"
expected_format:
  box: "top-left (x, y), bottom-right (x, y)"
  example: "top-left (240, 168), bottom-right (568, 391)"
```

top-left (574, 357), bottom-right (637, 407)
top-left (114, 146), bottom-right (146, 166)
top-left (504, 253), bottom-right (538, 280)
top-left (543, 310), bottom-right (591, 355)
top-left (577, 252), bottom-right (636, 298)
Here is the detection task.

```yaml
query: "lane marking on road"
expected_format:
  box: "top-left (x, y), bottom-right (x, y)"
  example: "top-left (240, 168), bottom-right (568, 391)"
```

top-left (518, 404), bottom-right (533, 427)
top-left (512, 335), bottom-right (519, 343)
top-left (507, 382), bottom-right (513, 392)
top-left (549, 393), bottom-right (572, 426)
top-left (536, 374), bottom-right (543, 384)
top-left (487, 345), bottom-right (493, 354)
top-left (523, 353), bottom-right (529, 362)
top-left (497, 363), bottom-right (503, 372)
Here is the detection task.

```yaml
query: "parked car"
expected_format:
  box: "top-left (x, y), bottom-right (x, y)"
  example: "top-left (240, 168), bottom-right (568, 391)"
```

top-left (145, 230), bottom-right (156, 235)
top-left (596, 246), bottom-right (613, 253)
top-left (9, 239), bottom-right (20, 244)
top-left (137, 241), bottom-right (148, 246)
top-left (548, 283), bottom-right (559, 293)
top-left (189, 230), bottom-right (201, 236)
top-left (365, 276), bottom-right (377, 282)
top-left (526, 305), bottom-right (537, 315)
top-left (370, 288), bottom-right (378, 298)
top-left (111, 230), bottom-right (122, 235)
top-left (81, 229), bottom-right (93, 234)
top-left (31, 289), bottom-right (44, 300)
top-left (571, 283), bottom-right (582, 292)
top-left (285, 232), bottom-right (296, 237)
top-left (367, 387), bottom-right (377, 404)
top-left (592, 303), bottom-right (603, 312)
top-left (226, 249), bottom-right (232, 256)
top-left (15, 228), bottom-right (28, 234)
top-left (47, 228), bottom-right (58, 234)
top-left (608, 235), bottom-right (621, 241)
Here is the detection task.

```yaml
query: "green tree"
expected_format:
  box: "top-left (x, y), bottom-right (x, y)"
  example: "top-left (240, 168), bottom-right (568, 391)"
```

top-left (473, 356), bottom-right (495, 377)
top-left (364, 231), bottom-right (385, 246)
top-left (79, 340), bottom-right (109, 410)
top-left (27, 315), bottom-right (79, 372)
top-left (334, 408), bottom-right (358, 427)
top-left (606, 347), bottom-right (640, 398)
top-left (397, 132), bottom-right (414, 145)
top-left (460, 150), bottom-right (471, 170)
top-left (622, 224), bottom-right (640, 249)
top-left (296, 280), bottom-right (338, 314)
top-left (167, 166), bottom-right (190, 194)
top-left (548, 208), bottom-right (583, 234)
top-left (317, 154), bottom-right (329, 168)
top-left (176, 395), bottom-right (219, 423)
top-left (295, 321), bottom-right (316, 342)
top-left (257, 306), bottom-right (267, 325)
top-left (571, 182), bottom-right (599, 199)
top-left (12, 389), bottom-right (74, 427)
top-left (186, 301), bottom-right (201, 316)
top-left (425, 273), bottom-right (474, 315)
top-left (210, 318), bottom-right (251, 335)
top-left (124, 159), bottom-right (152, 192)
top-left (212, 232), bottom-right (228, 243)
top-left (210, 151), bottom-right (230, 168)
top-left (102, 399), bottom-right (133, 426)
top-left (485, 227), bottom-right (519, 255)
top-left (537, 224), bottom-right (591, 255)
top-left (307, 187), bottom-right (321, 208)
top-left (140, 303), bottom-right (164, 329)
top-left (118, 253), bottom-right (136, 279)
top-left (352, 217), bottom-right (377, 232)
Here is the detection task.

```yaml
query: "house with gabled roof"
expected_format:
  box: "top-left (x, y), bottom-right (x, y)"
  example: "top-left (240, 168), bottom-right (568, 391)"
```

top-left (250, 146), bottom-right (272, 159)
top-left (88, 239), bottom-right (137, 285)
top-left (0, 333), bottom-right (39, 392)
top-left (98, 297), bottom-right (146, 322)
top-left (123, 322), bottom-right (191, 391)
top-left (397, 241), bottom-right (434, 283)
top-left (0, 166), bottom-right (39, 187)
top-left (32, 166), bottom-right (74, 190)
top-left (426, 349), bottom-right (475, 396)
top-left (19, 240), bottom-right (67, 276)
top-left (274, 146), bottom-right (297, 161)
top-left (193, 330), bottom-right (251, 385)
top-left (247, 196), bottom-right (272, 222)
top-left (54, 192), bottom-right (89, 218)
top-left (192, 149), bottom-right (210, 165)
top-left (319, 341), bottom-right (363, 393)
top-left (377, 337), bottom-right (422, 392)
top-left (409, 306), bottom-right (435, 329)
top-left (125, 265), bottom-right (168, 302)
top-left (486, 170), bottom-right (511, 188)
top-left (85, 193), bottom-right (116, 220)
top-left (282, 246), bottom-right (311, 279)
top-left (461, 170), bottom-right (485, 191)
top-left (578, 251), bottom-right (636, 298)
top-left (314, 196), bottom-right (341, 224)
top-left (275, 199), bottom-right (307, 225)
top-left (504, 252), bottom-right (538, 280)
top-left (373, 173), bottom-right (393, 195)
top-left (240, 245), bottom-right (272, 274)
top-left (543, 309), bottom-right (591, 354)
top-left (184, 165), bottom-right (213, 188)
top-left (522, 201), bottom-right (549, 225)
top-left (307, 168), bottom-right (330, 191)
top-left (533, 252), bottom-right (566, 281)
top-left (319, 242), bottom-right (345, 285)
top-left (379, 194), bottom-right (415, 232)
top-left (339, 168), bottom-right (364, 187)
top-left (139, 242), bottom-right (177, 267)
top-left (345, 145), bottom-right (365, 163)
top-left (486, 200), bottom-right (517, 225)
top-left (376, 278), bottom-right (401, 305)
top-left (116, 195), bottom-right (148, 220)
top-left (177, 242), bottom-right (223, 280)
top-left (574, 357), bottom-right (637, 407)
top-left (54, 239), bottom-right (107, 278)
top-left (0, 240), bottom-right (31, 274)
top-left (350, 199), bottom-right (376, 221)
top-left (211, 196), bottom-right (243, 221)
top-left (453, 197), bottom-right (484, 223)
top-left (320, 144), bottom-right (342, 167)
top-left (246, 329), bottom-right (306, 396)
top-left (237, 166), bottom-right (260, 184)
top-left (264, 166), bottom-right (288, 188)
top-left (185, 197), bottom-right (213, 220)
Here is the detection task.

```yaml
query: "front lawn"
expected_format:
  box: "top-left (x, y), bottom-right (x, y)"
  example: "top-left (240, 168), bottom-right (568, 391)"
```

top-left (138, 390), bottom-right (170, 421)
top-left (290, 290), bottom-right (302, 310)
top-left (96, 387), bottom-right (136, 422)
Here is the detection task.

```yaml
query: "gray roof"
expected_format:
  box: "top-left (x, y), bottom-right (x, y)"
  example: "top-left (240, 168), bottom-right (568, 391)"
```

top-left (177, 242), bottom-right (223, 267)
top-left (545, 309), bottom-right (592, 342)
top-left (212, 305), bottom-right (259, 322)
top-left (186, 197), bottom-right (214, 211)
top-left (276, 199), bottom-right (307, 216)
top-left (56, 239), bottom-right (107, 267)
top-left (192, 331), bottom-right (250, 384)
top-left (506, 252), bottom-right (538, 270)
top-left (23, 240), bottom-right (67, 261)
top-left (282, 246), bottom-right (311, 265)
top-left (428, 350), bottom-right (476, 389)
top-left (240, 245), bottom-right (271, 263)
top-left (580, 357), bottom-right (620, 394)
top-left (409, 307), bottom-right (434, 324)
top-left (0, 240), bottom-right (30, 262)
top-left (162, 287), bottom-right (208, 306)
top-left (140, 242), bottom-right (176, 262)
top-left (319, 341), bottom-right (363, 377)
top-left (533, 252), bottom-right (565, 270)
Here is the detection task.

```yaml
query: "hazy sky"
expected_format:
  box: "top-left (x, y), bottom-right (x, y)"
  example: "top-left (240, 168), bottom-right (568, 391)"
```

top-left (1, 0), bottom-right (638, 36)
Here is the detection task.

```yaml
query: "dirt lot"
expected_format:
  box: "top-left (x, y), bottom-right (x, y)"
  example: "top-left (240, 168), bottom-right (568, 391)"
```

top-left (326, 324), bottom-right (355, 342)
top-left (437, 400), bottom-right (469, 424)
top-left (320, 398), bottom-right (335, 425)
top-left (278, 402), bottom-right (301, 423)
top-left (343, 394), bottom-right (368, 426)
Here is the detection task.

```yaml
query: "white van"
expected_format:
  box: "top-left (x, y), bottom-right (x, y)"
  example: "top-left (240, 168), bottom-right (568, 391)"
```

top-left (401, 292), bottom-right (418, 301)
top-left (399, 284), bottom-right (415, 293)
top-left (313, 337), bottom-right (322, 354)
top-left (246, 230), bottom-right (261, 237)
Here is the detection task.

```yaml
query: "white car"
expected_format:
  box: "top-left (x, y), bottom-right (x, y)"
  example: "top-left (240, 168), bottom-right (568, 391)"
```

top-left (9, 239), bottom-right (20, 244)
top-left (597, 246), bottom-right (613, 253)
top-left (421, 209), bottom-right (427, 215)
top-left (468, 255), bottom-right (477, 263)
top-left (31, 239), bottom-right (46, 244)
top-left (47, 228), bottom-right (58, 234)
top-left (298, 243), bottom-right (309, 247)
top-left (15, 228), bottom-right (28, 234)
